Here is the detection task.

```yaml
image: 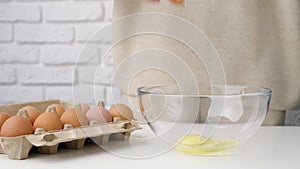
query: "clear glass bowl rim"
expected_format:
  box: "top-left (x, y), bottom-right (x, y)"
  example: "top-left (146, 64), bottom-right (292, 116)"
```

top-left (137, 84), bottom-right (272, 97)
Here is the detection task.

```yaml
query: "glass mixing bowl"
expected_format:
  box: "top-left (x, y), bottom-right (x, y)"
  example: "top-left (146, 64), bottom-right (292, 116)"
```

top-left (137, 84), bottom-right (272, 155)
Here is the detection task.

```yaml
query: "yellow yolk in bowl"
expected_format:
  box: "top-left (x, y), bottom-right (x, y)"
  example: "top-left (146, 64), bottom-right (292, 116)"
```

top-left (176, 134), bottom-right (237, 155)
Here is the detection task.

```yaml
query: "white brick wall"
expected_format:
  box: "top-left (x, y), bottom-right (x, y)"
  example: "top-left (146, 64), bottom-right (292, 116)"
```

top-left (41, 44), bottom-right (100, 64)
top-left (0, 0), bottom-right (115, 105)
top-left (0, 86), bottom-right (44, 104)
top-left (44, 2), bottom-right (104, 22)
top-left (0, 44), bottom-right (40, 63)
top-left (75, 23), bottom-right (107, 42)
top-left (0, 24), bottom-right (12, 42)
top-left (0, 4), bottom-right (41, 22)
top-left (17, 66), bottom-right (76, 84)
top-left (78, 65), bottom-right (113, 84)
top-left (0, 67), bottom-right (16, 84)
top-left (15, 24), bottom-right (74, 43)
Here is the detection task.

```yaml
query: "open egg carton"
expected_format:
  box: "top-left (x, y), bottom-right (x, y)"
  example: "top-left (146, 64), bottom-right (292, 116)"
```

top-left (0, 100), bottom-right (142, 160)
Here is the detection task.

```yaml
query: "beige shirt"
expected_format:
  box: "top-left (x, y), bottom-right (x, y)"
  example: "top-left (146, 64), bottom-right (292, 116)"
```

top-left (113, 0), bottom-right (300, 125)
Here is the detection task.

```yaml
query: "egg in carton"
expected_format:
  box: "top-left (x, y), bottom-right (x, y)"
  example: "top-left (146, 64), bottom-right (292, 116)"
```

top-left (0, 100), bottom-right (142, 160)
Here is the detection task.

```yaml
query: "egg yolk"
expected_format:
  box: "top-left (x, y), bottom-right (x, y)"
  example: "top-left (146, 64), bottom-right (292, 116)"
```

top-left (176, 134), bottom-right (237, 155)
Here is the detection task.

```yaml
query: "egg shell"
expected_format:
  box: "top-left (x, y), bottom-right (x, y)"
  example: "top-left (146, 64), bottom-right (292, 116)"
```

top-left (109, 104), bottom-right (134, 120)
top-left (46, 104), bottom-right (65, 117)
top-left (21, 106), bottom-right (41, 124)
top-left (60, 109), bottom-right (89, 127)
top-left (0, 112), bottom-right (10, 130)
top-left (86, 107), bottom-right (112, 123)
top-left (33, 112), bottom-right (63, 132)
top-left (80, 103), bottom-right (91, 114)
top-left (0, 115), bottom-right (33, 137)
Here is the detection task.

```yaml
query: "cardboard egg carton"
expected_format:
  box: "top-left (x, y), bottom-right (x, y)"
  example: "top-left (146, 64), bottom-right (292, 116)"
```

top-left (0, 100), bottom-right (142, 160)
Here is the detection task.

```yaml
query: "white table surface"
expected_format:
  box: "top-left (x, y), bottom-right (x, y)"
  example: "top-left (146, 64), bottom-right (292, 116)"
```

top-left (1, 126), bottom-right (300, 169)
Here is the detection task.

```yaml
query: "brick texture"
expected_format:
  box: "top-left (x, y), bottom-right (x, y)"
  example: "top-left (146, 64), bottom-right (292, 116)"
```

top-left (103, 1), bottom-right (113, 21)
top-left (0, 23), bottom-right (12, 42)
top-left (45, 86), bottom-right (74, 103)
top-left (0, 4), bottom-right (41, 22)
top-left (0, 86), bottom-right (43, 104)
top-left (44, 2), bottom-right (104, 22)
top-left (15, 24), bottom-right (74, 43)
top-left (0, 44), bottom-right (40, 63)
top-left (41, 44), bottom-right (100, 65)
top-left (0, 1), bottom-right (115, 106)
top-left (75, 23), bottom-right (109, 43)
top-left (100, 44), bottom-right (113, 65)
top-left (47, 84), bottom-right (105, 104)
top-left (77, 65), bottom-right (113, 85)
top-left (0, 67), bottom-right (16, 84)
top-left (17, 66), bottom-right (76, 84)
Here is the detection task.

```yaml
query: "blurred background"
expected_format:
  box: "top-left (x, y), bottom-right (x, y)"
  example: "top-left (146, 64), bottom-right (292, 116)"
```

top-left (0, 0), bottom-right (298, 125)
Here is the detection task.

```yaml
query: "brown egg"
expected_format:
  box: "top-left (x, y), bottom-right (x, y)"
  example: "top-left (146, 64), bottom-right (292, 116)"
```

top-left (0, 113), bottom-right (33, 137)
top-left (0, 112), bottom-right (10, 130)
top-left (80, 103), bottom-right (91, 114)
top-left (33, 112), bottom-right (63, 132)
top-left (60, 108), bottom-right (89, 127)
top-left (20, 106), bottom-right (41, 124)
top-left (109, 104), bottom-right (134, 120)
top-left (86, 102), bottom-right (112, 123)
top-left (46, 104), bottom-right (65, 117)
top-left (86, 107), bottom-right (112, 123)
